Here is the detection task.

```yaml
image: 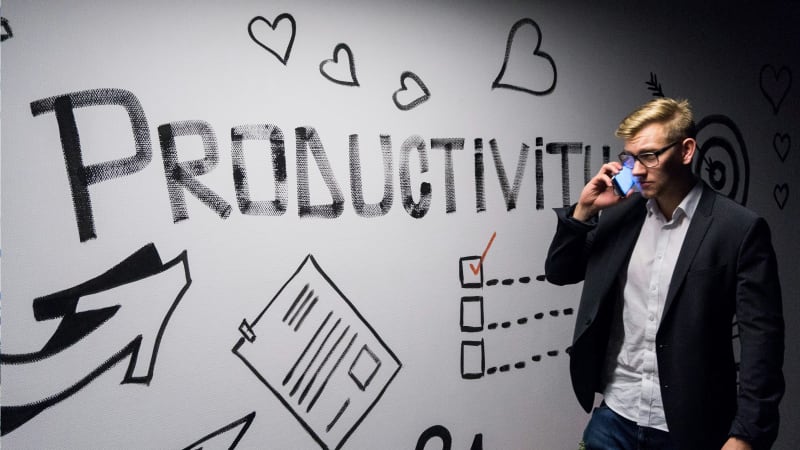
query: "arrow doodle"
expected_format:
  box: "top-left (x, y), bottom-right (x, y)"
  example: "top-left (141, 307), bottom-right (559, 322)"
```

top-left (181, 412), bottom-right (256, 450)
top-left (0, 243), bottom-right (191, 435)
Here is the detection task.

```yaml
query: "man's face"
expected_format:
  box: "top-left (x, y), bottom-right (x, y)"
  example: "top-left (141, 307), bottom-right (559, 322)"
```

top-left (624, 122), bottom-right (692, 200)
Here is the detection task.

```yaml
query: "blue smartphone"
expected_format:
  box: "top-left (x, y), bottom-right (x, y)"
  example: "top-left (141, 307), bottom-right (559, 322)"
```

top-left (612, 165), bottom-right (637, 197)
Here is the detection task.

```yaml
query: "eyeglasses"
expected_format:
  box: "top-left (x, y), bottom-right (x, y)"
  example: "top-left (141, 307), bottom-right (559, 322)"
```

top-left (618, 140), bottom-right (680, 168)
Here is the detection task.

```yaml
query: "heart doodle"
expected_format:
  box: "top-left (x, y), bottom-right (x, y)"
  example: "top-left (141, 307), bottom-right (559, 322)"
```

top-left (319, 43), bottom-right (359, 87)
top-left (759, 64), bottom-right (792, 115)
top-left (248, 13), bottom-right (296, 65)
top-left (773, 133), bottom-right (790, 162)
top-left (392, 71), bottom-right (431, 111)
top-left (773, 183), bottom-right (789, 210)
top-left (492, 18), bottom-right (557, 96)
top-left (1, 17), bottom-right (12, 42)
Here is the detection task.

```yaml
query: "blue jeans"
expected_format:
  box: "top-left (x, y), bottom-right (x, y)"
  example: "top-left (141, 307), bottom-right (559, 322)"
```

top-left (582, 402), bottom-right (675, 450)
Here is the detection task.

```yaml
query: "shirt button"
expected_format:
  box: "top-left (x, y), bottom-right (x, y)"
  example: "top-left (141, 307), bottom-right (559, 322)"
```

top-left (649, 314), bottom-right (655, 321)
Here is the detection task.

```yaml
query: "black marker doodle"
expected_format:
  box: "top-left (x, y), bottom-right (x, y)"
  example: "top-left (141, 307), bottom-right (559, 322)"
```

top-left (181, 411), bottom-right (256, 450)
top-left (415, 425), bottom-right (484, 450)
top-left (489, 139), bottom-right (529, 211)
top-left (492, 18), bottom-right (557, 96)
top-left (231, 124), bottom-right (289, 216)
top-left (320, 43), bottom-right (360, 87)
top-left (160, 120), bottom-right (233, 222)
top-left (773, 132), bottom-right (790, 163)
top-left (759, 64), bottom-right (792, 115)
top-left (349, 134), bottom-right (393, 217)
top-left (773, 183), bottom-right (789, 210)
top-left (0, 243), bottom-right (191, 435)
top-left (646, 72), bottom-right (665, 97)
top-left (432, 138), bottom-right (465, 213)
top-left (399, 135), bottom-right (432, 218)
top-left (248, 13), bottom-right (296, 65)
top-left (233, 255), bottom-right (400, 450)
top-left (1, 17), bottom-right (12, 42)
top-left (296, 127), bottom-right (345, 218)
top-left (546, 142), bottom-right (582, 207)
top-left (30, 88), bottom-right (152, 242)
top-left (392, 71), bottom-right (431, 111)
top-left (693, 115), bottom-right (750, 206)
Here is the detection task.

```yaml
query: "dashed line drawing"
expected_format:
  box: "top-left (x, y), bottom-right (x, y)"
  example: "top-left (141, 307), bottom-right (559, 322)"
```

top-left (233, 254), bottom-right (400, 450)
top-left (485, 347), bottom-right (571, 376)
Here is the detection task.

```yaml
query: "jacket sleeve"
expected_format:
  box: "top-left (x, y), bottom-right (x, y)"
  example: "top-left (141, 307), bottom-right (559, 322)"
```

top-left (728, 217), bottom-right (785, 450)
top-left (544, 205), bottom-right (598, 286)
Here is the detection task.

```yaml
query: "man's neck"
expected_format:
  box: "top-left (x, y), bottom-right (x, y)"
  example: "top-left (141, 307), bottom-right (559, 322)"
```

top-left (655, 176), bottom-right (698, 221)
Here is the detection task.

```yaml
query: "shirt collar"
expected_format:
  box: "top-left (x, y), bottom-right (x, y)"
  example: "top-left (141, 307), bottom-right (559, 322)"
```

top-left (645, 180), bottom-right (703, 222)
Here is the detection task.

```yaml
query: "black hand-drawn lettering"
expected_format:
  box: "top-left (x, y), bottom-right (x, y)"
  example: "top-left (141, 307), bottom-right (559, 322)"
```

top-left (248, 13), bottom-right (296, 65)
top-left (546, 142), bottom-right (582, 207)
top-left (415, 425), bottom-right (452, 450)
top-left (693, 115), bottom-right (750, 205)
top-left (535, 138), bottom-right (544, 210)
top-left (492, 18), bottom-right (557, 96)
top-left (773, 183), bottom-right (789, 210)
top-left (1, 17), bottom-right (12, 42)
top-left (474, 139), bottom-right (486, 213)
top-left (759, 64), bottom-right (792, 115)
top-left (489, 139), bottom-right (530, 211)
top-left (233, 254), bottom-right (400, 450)
top-left (159, 120), bottom-right (232, 222)
top-left (773, 132), bottom-right (790, 163)
top-left (181, 412), bottom-right (256, 450)
top-left (399, 135), bottom-right (432, 218)
top-left (392, 71), bottom-right (431, 111)
top-left (349, 134), bottom-right (393, 217)
top-left (0, 243), bottom-right (191, 435)
top-left (646, 72), bottom-right (665, 97)
top-left (432, 138), bottom-right (465, 213)
top-left (231, 124), bottom-right (288, 216)
top-left (30, 88), bottom-right (152, 242)
top-left (320, 43), bottom-right (360, 87)
top-left (296, 126), bottom-right (345, 218)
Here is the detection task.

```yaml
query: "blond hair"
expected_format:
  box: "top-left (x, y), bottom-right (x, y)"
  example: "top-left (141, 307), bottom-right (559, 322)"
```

top-left (615, 98), bottom-right (696, 142)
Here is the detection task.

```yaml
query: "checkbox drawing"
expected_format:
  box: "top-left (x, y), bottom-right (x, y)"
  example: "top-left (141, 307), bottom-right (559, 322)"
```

top-left (459, 256), bottom-right (483, 288)
top-left (460, 296), bottom-right (484, 332)
top-left (461, 339), bottom-right (485, 379)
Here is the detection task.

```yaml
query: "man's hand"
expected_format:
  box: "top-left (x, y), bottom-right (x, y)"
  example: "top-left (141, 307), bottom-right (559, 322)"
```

top-left (573, 162), bottom-right (630, 222)
top-left (721, 436), bottom-right (752, 450)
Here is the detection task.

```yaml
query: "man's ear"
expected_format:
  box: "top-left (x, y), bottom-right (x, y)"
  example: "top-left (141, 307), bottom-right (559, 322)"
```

top-left (681, 138), bottom-right (697, 165)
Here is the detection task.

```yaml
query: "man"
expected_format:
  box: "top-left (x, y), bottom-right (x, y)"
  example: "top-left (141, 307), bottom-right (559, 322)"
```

top-left (545, 98), bottom-right (784, 449)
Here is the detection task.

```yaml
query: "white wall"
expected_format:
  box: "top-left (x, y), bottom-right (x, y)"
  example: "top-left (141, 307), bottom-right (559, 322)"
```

top-left (2, 1), bottom-right (798, 448)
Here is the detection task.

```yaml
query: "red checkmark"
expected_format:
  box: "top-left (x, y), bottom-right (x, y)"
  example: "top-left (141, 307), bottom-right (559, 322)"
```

top-left (470, 231), bottom-right (496, 275)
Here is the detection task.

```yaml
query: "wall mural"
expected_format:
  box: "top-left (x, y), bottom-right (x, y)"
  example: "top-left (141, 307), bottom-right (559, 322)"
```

top-left (1, 2), bottom-right (797, 449)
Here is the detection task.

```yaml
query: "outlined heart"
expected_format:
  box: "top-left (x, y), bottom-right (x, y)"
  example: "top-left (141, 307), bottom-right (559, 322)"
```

top-left (773, 183), bottom-right (789, 210)
top-left (773, 133), bottom-right (790, 162)
top-left (759, 64), bottom-right (792, 114)
top-left (319, 43), bottom-right (359, 87)
top-left (492, 18), bottom-right (557, 96)
top-left (392, 71), bottom-right (431, 111)
top-left (248, 13), bottom-right (296, 65)
top-left (1, 17), bottom-right (12, 42)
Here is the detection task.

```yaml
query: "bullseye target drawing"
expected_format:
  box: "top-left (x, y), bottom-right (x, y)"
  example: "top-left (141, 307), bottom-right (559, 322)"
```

top-left (693, 115), bottom-right (750, 206)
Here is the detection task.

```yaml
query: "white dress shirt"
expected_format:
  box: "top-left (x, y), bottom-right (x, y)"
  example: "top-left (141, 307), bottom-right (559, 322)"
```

top-left (603, 182), bottom-right (703, 431)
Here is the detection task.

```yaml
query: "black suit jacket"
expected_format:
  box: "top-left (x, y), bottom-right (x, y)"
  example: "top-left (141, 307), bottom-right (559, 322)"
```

top-left (545, 183), bottom-right (784, 449)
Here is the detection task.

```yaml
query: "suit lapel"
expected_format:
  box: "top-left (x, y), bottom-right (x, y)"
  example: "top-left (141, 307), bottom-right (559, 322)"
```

top-left (663, 184), bottom-right (716, 318)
